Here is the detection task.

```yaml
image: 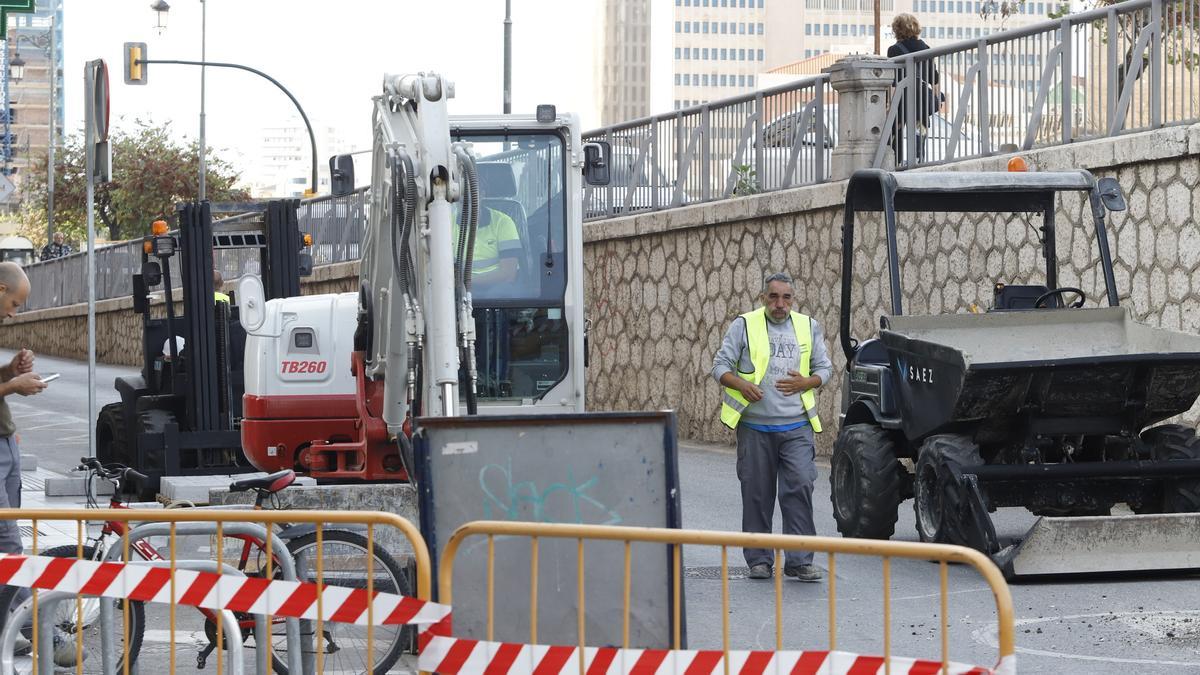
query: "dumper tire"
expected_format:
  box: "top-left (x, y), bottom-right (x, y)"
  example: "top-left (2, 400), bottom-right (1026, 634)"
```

top-left (830, 424), bottom-right (904, 539)
top-left (1144, 425), bottom-right (1200, 513)
top-left (914, 434), bottom-right (983, 546)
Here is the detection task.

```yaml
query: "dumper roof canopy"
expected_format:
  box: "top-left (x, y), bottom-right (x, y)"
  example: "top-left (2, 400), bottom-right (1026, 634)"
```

top-left (839, 168), bottom-right (1125, 361)
top-left (846, 169), bottom-right (1096, 213)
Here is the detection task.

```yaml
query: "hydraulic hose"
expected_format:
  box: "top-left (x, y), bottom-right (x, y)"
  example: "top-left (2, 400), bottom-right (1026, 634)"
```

top-left (452, 147), bottom-right (480, 290)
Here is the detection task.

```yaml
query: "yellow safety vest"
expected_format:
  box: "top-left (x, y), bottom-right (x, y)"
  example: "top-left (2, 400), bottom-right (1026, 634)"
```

top-left (720, 307), bottom-right (823, 432)
top-left (214, 292), bottom-right (230, 304)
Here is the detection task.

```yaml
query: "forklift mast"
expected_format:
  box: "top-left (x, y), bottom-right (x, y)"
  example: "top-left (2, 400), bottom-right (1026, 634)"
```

top-left (175, 199), bottom-right (305, 433)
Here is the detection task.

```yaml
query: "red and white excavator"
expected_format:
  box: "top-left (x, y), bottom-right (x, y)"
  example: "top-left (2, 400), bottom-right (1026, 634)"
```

top-left (236, 73), bottom-right (610, 480)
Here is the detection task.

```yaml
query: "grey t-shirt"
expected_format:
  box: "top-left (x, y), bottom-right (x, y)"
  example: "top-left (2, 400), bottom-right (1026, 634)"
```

top-left (712, 313), bottom-right (833, 426)
top-left (0, 397), bottom-right (12, 437)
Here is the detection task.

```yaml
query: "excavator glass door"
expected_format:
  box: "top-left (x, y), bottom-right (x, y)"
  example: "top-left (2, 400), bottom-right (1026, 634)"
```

top-left (452, 132), bottom-right (570, 402)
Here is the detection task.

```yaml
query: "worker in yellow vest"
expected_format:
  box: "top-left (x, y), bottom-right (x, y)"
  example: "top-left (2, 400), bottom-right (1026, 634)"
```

top-left (712, 272), bottom-right (832, 582)
top-left (213, 269), bottom-right (230, 304)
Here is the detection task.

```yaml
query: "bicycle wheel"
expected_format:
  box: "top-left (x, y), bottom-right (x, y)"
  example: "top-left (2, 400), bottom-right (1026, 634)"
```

top-left (0, 544), bottom-right (145, 673)
top-left (272, 530), bottom-right (411, 675)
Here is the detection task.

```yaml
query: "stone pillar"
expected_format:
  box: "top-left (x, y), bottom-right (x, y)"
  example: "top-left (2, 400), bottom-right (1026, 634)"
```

top-left (823, 56), bottom-right (899, 180)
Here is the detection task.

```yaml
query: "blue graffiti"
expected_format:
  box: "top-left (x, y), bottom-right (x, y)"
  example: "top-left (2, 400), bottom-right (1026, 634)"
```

top-left (479, 458), bottom-right (622, 525)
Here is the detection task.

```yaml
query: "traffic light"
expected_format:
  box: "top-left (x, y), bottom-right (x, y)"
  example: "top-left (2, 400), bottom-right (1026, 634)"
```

top-left (124, 42), bottom-right (147, 85)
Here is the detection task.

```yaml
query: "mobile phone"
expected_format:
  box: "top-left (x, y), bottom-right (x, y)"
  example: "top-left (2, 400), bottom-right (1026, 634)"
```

top-left (40, 373), bottom-right (60, 383)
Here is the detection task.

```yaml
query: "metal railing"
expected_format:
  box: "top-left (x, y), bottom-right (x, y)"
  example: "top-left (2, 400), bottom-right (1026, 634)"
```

top-left (583, 0), bottom-right (1199, 220)
top-left (429, 520), bottom-right (1016, 674)
top-left (19, 188), bottom-right (368, 313)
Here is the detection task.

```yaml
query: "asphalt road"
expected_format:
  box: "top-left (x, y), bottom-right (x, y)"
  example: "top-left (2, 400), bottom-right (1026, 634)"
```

top-left (4, 349), bottom-right (1200, 673)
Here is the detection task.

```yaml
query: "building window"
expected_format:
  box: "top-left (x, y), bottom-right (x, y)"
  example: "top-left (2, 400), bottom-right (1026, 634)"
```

top-left (703, 47), bottom-right (709, 59)
top-left (805, 23), bottom-right (811, 35)
top-left (721, 48), bottom-right (728, 59)
top-left (738, 74), bottom-right (746, 86)
top-left (757, 23), bottom-right (764, 34)
top-left (683, 22), bottom-right (689, 33)
top-left (720, 74), bottom-right (728, 86)
top-left (757, 49), bottom-right (764, 60)
top-left (832, 23), bottom-right (839, 35)
top-left (739, 22), bottom-right (746, 34)
top-left (823, 23), bottom-right (830, 35)
top-left (674, 74), bottom-right (682, 85)
top-left (675, 21), bottom-right (682, 32)
top-left (675, 47), bottom-right (681, 59)
top-left (702, 74), bottom-right (710, 86)
top-left (748, 74), bottom-right (755, 87)
top-left (739, 48), bottom-right (746, 59)
top-left (759, 0), bottom-right (765, 6)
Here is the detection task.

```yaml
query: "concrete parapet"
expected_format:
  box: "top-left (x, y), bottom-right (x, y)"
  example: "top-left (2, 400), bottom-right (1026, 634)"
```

top-left (208, 481), bottom-right (420, 556)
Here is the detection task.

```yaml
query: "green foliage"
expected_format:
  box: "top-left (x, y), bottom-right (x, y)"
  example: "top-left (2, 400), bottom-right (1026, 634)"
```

top-left (732, 164), bottom-right (760, 196)
top-left (18, 119), bottom-right (250, 246)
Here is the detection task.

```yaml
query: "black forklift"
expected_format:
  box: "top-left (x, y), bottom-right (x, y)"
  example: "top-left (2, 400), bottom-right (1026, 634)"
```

top-left (831, 168), bottom-right (1200, 577)
top-left (96, 199), bottom-right (312, 500)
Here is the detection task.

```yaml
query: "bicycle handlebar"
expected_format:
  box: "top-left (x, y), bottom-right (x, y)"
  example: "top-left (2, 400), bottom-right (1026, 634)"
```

top-left (76, 457), bottom-right (147, 488)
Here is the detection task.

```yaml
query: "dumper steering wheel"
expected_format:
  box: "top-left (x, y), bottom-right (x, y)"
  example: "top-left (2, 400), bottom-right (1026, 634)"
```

top-left (1034, 286), bottom-right (1086, 309)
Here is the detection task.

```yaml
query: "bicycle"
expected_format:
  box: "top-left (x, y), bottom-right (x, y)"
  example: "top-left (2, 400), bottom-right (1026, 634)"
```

top-left (0, 458), bottom-right (411, 674)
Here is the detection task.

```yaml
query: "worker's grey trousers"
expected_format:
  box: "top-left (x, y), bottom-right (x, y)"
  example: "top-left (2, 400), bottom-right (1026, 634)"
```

top-left (736, 424), bottom-right (817, 570)
top-left (0, 435), bottom-right (20, 555)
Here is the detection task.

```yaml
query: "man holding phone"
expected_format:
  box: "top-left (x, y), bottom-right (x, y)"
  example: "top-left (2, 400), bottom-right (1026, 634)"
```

top-left (0, 261), bottom-right (48, 557)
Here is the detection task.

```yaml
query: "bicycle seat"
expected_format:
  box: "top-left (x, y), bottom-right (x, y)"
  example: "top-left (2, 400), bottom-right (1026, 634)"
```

top-left (229, 470), bottom-right (296, 493)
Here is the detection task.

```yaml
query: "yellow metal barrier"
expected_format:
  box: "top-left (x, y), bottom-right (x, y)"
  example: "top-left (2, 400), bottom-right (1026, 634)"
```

top-left (438, 521), bottom-right (1016, 673)
top-left (0, 508), bottom-right (431, 675)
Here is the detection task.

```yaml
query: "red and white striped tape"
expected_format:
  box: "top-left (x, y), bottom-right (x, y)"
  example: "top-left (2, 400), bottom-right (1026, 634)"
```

top-left (0, 553), bottom-right (449, 626)
top-left (417, 635), bottom-right (1012, 675)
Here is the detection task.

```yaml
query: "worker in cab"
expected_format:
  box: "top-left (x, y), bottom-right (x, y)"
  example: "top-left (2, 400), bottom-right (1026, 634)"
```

top-left (452, 206), bottom-right (521, 286)
top-left (213, 269), bottom-right (230, 304)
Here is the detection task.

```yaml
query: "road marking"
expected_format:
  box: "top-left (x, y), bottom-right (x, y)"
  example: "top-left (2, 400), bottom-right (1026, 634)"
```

top-left (892, 586), bottom-right (992, 602)
top-left (22, 421), bottom-right (85, 431)
top-left (9, 400), bottom-right (90, 424)
top-left (972, 610), bottom-right (1200, 667)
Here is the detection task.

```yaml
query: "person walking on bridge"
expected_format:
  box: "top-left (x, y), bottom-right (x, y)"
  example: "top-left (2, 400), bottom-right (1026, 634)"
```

top-left (39, 232), bottom-right (71, 261)
top-left (712, 272), bottom-right (831, 582)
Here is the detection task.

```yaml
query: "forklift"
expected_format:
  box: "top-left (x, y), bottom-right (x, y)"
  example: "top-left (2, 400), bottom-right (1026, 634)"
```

top-left (96, 199), bottom-right (312, 500)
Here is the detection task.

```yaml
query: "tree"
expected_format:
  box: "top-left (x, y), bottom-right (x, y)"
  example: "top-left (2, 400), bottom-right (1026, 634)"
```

top-left (17, 119), bottom-right (250, 246)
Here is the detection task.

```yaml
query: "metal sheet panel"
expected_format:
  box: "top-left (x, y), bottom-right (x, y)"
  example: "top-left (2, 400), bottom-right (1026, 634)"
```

top-left (415, 411), bottom-right (682, 648)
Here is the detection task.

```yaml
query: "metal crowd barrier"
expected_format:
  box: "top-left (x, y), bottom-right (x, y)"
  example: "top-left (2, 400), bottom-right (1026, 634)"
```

top-left (0, 508), bottom-right (431, 675)
top-left (433, 521), bottom-right (1016, 674)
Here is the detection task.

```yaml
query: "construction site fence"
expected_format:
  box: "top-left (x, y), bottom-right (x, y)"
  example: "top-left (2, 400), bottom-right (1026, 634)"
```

top-left (0, 512), bottom-right (1016, 674)
top-left (0, 507), bottom-right (429, 675)
top-left (19, 188), bottom-right (368, 313)
top-left (430, 520), bottom-right (1016, 675)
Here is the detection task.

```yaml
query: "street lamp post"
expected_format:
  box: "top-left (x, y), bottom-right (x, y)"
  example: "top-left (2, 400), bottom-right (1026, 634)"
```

top-left (503, 0), bottom-right (512, 114)
top-left (133, 55), bottom-right (319, 197)
top-left (152, 0), bottom-right (208, 200)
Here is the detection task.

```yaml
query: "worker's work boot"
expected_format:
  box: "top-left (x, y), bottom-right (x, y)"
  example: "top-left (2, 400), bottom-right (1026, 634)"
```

top-left (784, 564), bottom-right (824, 582)
top-left (747, 563), bottom-right (772, 580)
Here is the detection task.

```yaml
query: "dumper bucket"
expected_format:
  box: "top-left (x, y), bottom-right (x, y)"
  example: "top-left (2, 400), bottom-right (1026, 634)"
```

top-left (993, 513), bottom-right (1200, 578)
